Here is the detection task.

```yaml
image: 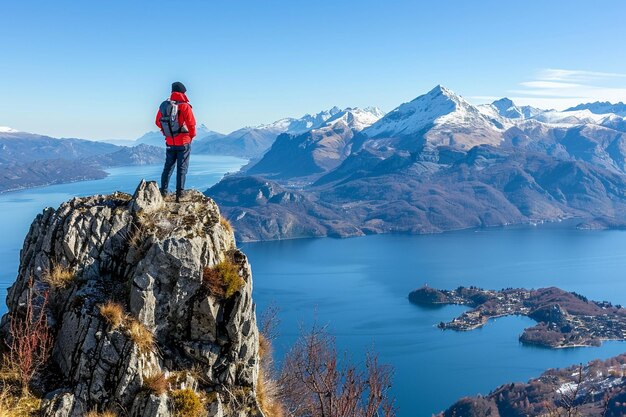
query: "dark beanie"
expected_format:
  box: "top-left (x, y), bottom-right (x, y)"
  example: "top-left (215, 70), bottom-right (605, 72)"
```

top-left (171, 81), bottom-right (187, 93)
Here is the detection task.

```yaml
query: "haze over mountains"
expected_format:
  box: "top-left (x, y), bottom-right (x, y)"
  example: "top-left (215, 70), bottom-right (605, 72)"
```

top-left (136, 124), bottom-right (223, 148)
top-left (7, 84), bottom-right (626, 237)
top-left (135, 107), bottom-right (371, 159)
top-left (204, 85), bottom-right (626, 241)
top-left (0, 128), bottom-right (162, 192)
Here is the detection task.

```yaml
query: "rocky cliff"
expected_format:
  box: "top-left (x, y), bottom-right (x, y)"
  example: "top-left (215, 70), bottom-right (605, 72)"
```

top-left (1, 181), bottom-right (262, 417)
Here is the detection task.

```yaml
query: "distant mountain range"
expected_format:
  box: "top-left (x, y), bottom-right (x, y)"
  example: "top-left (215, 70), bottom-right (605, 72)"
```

top-left (205, 86), bottom-right (626, 241)
top-left (247, 107), bottom-right (385, 179)
top-left (8, 86), bottom-right (626, 231)
top-left (194, 106), bottom-right (367, 159)
top-left (131, 107), bottom-right (383, 159)
top-left (0, 129), bottom-right (162, 192)
top-left (566, 101), bottom-right (626, 116)
top-left (136, 124), bottom-right (224, 148)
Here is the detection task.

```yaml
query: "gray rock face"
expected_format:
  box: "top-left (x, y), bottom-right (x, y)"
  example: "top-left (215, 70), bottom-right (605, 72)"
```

top-left (1, 180), bottom-right (261, 417)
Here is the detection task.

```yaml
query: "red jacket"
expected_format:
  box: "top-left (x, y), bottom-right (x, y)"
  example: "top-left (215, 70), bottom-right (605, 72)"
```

top-left (155, 92), bottom-right (196, 146)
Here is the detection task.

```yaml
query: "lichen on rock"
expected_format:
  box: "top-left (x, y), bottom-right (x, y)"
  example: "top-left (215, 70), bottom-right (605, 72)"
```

top-left (1, 180), bottom-right (262, 417)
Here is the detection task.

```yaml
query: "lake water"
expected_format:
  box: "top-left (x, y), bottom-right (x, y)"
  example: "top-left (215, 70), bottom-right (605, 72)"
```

top-left (243, 229), bottom-right (626, 416)
top-left (2, 156), bottom-right (626, 416)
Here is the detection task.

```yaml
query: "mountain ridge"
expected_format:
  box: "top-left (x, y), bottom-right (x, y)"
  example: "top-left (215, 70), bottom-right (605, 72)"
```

top-left (566, 101), bottom-right (626, 116)
top-left (0, 131), bottom-right (163, 192)
top-left (206, 85), bottom-right (626, 242)
top-left (246, 107), bottom-right (385, 179)
top-left (193, 106), bottom-right (349, 158)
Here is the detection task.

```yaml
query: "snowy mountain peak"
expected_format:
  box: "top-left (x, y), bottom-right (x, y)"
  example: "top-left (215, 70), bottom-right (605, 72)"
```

top-left (362, 106), bottom-right (386, 119)
top-left (565, 101), bottom-right (626, 117)
top-left (482, 98), bottom-right (545, 120)
top-left (363, 85), bottom-right (507, 148)
top-left (322, 107), bottom-right (386, 131)
top-left (0, 126), bottom-right (19, 133)
top-left (329, 106), bottom-right (342, 115)
top-left (492, 97), bottom-right (515, 111)
top-left (422, 84), bottom-right (464, 105)
top-left (255, 107), bottom-right (344, 135)
top-left (490, 98), bottom-right (524, 119)
top-left (365, 85), bottom-right (486, 138)
top-left (424, 84), bottom-right (453, 96)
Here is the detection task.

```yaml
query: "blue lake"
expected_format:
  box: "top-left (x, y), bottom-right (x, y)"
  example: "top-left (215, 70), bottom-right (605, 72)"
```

top-left (243, 229), bottom-right (626, 416)
top-left (2, 155), bottom-right (626, 416)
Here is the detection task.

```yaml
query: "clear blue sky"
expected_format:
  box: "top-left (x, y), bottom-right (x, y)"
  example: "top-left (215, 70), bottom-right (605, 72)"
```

top-left (2, 0), bottom-right (626, 140)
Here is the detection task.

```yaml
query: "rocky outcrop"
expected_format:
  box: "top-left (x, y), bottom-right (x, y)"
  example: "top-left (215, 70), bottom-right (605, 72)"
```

top-left (1, 180), bottom-right (262, 417)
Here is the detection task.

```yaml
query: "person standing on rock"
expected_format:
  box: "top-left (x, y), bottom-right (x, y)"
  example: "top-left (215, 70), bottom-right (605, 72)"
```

top-left (156, 81), bottom-right (196, 203)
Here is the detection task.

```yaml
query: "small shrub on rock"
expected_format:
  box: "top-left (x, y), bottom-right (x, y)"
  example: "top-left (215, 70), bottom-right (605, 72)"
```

top-left (202, 259), bottom-right (244, 299)
top-left (9, 279), bottom-right (53, 393)
top-left (171, 388), bottom-right (203, 417)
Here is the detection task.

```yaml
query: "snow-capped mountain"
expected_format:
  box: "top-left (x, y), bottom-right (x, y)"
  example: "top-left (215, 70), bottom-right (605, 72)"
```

top-left (246, 107), bottom-right (384, 179)
top-left (479, 98), bottom-right (544, 120)
top-left (364, 85), bottom-right (506, 149)
top-left (531, 109), bottom-right (613, 126)
top-left (0, 126), bottom-right (19, 133)
top-left (194, 107), bottom-right (346, 158)
top-left (136, 123), bottom-right (223, 147)
top-left (565, 101), bottom-right (626, 117)
top-left (322, 107), bottom-right (385, 131)
top-left (258, 107), bottom-right (343, 134)
top-left (196, 124), bottom-right (220, 137)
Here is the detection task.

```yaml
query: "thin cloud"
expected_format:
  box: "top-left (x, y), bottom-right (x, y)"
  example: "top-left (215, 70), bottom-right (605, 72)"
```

top-left (520, 81), bottom-right (583, 90)
top-left (539, 68), bottom-right (626, 82)
top-left (469, 95), bottom-right (501, 102)
top-left (506, 68), bottom-right (626, 109)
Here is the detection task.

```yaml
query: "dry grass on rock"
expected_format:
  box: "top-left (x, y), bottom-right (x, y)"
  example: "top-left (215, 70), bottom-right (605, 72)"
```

top-left (99, 301), bottom-right (125, 330)
top-left (202, 259), bottom-right (244, 299)
top-left (43, 263), bottom-right (74, 289)
top-left (143, 371), bottom-right (168, 395)
top-left (126, 318), bottom-right (154, 353)
top-left (99, 302), bottom-right (155, 353)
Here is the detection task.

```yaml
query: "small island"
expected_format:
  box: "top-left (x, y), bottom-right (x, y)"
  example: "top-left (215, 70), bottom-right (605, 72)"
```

top-left (409, 285), bottom-right (626, 348)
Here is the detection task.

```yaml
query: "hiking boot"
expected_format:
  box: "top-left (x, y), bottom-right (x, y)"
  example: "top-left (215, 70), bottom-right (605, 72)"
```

top-left (175, 190), bottom-right (184, 203)
top-left (159, 188), bottom-right (168, 198)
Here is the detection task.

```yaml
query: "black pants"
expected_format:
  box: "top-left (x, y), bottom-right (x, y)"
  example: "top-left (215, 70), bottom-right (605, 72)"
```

top-left (160, 144), bottom-right (191, 195)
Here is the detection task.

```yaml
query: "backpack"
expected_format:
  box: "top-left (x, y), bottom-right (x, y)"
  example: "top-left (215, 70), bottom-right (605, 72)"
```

top-left (159, 100), bottom-right (189, 137)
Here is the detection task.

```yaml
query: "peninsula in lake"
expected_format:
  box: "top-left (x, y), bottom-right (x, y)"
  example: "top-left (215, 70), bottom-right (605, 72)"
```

top-left (409, 286), bottom-right (626, 348)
